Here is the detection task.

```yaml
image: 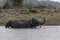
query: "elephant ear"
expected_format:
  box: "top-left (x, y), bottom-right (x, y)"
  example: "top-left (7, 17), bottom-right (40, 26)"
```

top-left (31, 18), bottom-right (37, 25)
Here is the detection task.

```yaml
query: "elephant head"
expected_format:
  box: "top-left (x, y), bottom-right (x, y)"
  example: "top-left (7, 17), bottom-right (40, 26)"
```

top-left (5, 20), bottom-right (13, 28)
top-left (30, 18), bottom-right (40, 28)
top-left (39, 17), bottom-right (45, 25)
top-left (31, 17), bottom-right (45, 28)
top-left (39, 17), bottom-right (45, 28)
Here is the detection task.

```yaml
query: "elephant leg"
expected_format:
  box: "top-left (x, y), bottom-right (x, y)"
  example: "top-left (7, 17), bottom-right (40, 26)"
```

top-left (5, 26), bottom-right (8, 28)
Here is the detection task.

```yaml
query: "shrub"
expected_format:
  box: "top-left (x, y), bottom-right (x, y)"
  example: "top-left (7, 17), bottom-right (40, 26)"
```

top-left (12, 0), bottom-right (23, 6)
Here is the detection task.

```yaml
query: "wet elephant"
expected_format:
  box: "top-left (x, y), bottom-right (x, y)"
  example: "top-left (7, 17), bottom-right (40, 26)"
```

top-left (5, 17), bottom-right (45, 28)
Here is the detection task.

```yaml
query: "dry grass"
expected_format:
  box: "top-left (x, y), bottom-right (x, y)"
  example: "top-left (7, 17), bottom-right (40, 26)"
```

top-left (0, 7), bottom-right (60, 25)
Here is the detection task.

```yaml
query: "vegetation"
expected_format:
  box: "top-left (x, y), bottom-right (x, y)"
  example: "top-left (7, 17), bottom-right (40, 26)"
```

top-left (2, 0), bottom-right (57, 9)
top-left (2, 0), bottom-right (23, 8)
top-left (12, 0), bottom-right (23, 6)
top-left (22, 2), bottom-right (34, 8)
top-left (2, 0), bottom-right (10, 9)
top-left (0, 0), bottom-right (60, 25)
top-left (0, 7), bottom-right (59, 25)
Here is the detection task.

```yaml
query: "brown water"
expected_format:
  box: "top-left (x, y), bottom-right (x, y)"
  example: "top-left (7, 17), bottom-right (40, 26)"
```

top-left (0, 26), bottom-right (60, 40)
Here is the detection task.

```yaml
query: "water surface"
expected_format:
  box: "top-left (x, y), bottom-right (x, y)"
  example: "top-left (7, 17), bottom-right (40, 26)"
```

top-left (0, 26), bottom-right (60, 40)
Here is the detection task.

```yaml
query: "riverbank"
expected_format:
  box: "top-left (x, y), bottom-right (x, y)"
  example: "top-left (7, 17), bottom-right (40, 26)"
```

top-left (0, 7), bottom-right (60, 25)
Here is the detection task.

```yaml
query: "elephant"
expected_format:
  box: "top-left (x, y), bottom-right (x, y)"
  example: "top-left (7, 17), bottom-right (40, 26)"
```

top-left (5, 17), bottom-right (45, 28)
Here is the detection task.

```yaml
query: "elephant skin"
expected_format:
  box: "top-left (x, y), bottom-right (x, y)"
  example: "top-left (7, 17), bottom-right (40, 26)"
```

top-left (5, 17), bottom-right (45, 28)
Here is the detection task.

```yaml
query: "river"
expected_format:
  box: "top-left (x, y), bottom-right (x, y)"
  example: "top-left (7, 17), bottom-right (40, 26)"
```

top-left (0, 26), bottom-right (60, 40)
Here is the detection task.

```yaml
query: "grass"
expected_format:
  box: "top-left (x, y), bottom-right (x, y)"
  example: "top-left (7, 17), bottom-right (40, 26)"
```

top-left (0, 7), bottom-right (60, 25)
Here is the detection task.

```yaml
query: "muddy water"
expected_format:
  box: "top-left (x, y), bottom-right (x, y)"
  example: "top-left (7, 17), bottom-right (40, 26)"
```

top-left (0, 26), bottom-right (60, 40)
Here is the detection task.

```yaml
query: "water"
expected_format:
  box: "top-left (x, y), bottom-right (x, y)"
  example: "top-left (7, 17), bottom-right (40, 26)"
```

top-left (0, 26), bottom-right (60, 40)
